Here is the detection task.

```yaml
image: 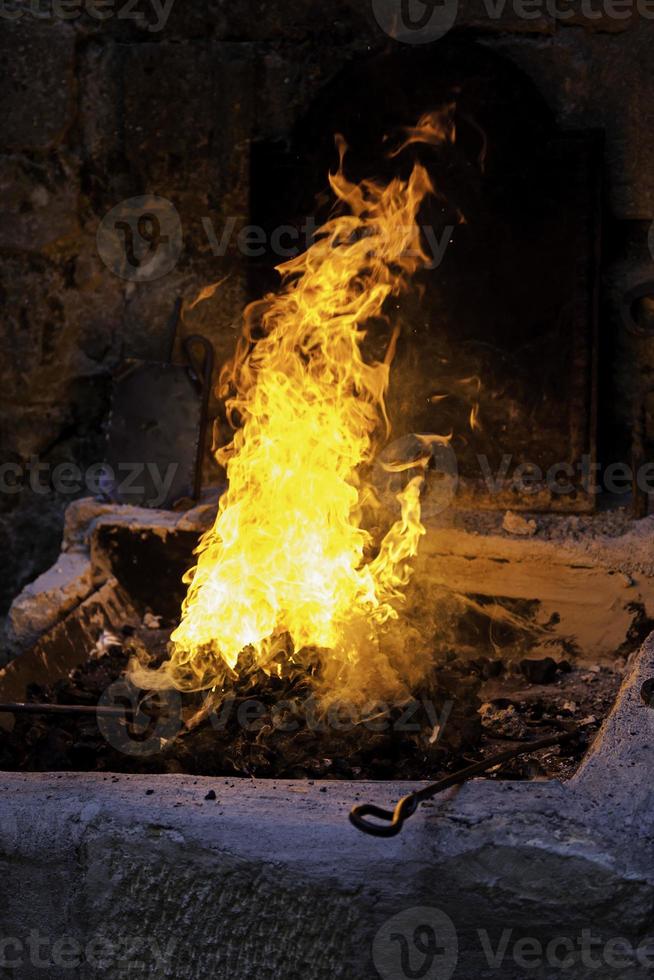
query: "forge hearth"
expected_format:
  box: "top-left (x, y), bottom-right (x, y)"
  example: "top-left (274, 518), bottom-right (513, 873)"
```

top-left (2, 497), bottom-right (653, 786)
top-left (2, 6), bottom-right (654, 978)
top-left (0, 613), bottom-right (619, 781)
top-left (0, 630), bottom-right (652, 980)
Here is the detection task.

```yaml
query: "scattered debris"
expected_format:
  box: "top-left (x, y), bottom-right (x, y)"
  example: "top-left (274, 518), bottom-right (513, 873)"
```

top-left (480, 702), bottom-right (526, 739)
top-left (502, 511), bottom-right (538, 536)
top-left (92, 631), bottom-right (123, 659)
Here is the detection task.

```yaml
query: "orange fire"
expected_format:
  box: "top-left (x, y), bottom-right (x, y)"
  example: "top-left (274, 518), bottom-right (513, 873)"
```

top-left (134, 111), bottom-right (454, 705)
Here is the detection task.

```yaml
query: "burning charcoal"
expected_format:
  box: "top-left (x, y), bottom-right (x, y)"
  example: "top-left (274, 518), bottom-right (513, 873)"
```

top-left (1, 599), bottom-right (620, 783)
top-left (520, 657), bottom-right (558, 684)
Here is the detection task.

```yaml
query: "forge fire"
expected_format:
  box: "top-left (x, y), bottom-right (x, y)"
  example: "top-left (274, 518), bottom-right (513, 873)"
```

top-left (1, 8), bottom-right (654, 980)
top-left (133, 112), bottom-right (457, 707)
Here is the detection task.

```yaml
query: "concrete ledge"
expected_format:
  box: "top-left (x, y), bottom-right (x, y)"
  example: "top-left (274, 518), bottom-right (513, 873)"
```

top-left (1, 636), bottom-right (653, 979)
top-left (2, 495), bottom-right (220, 665)
top-left (416, 518), bottom-right (654, 663)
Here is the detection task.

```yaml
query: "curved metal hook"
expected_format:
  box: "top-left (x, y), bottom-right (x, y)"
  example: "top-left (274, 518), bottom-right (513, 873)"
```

top-left (349, 730), bottom-right (577, 838)
top-left (349, 795), bottom-right (418, 837)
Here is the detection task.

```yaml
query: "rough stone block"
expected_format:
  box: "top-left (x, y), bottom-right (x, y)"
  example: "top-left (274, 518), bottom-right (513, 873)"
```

top-left (0, 492), bottom-right (66, 617)
top-left (0, 20), bottom-right (76, 151)
top-left (483, 23), bottom-right (654, 218)
top-left (80, 38), bottom-right (254, 224)
top-left (121, 42), bottom-right (253, 195)
top-left (62, 497), bottom-right (129, 551)
top-left (161, 0), bottom-right (376, 43)
top-left (0, 153), bottom-right (79, 250)
top-left (0, 251), bottom-right (122, 404)
top-left (90, 511), bottom-right (202, 619)
top-left (5, 553), bottom-right (94, 658)
top-left (0, 577), bottom-right (138, 694)
top-left (78, 39), bottom-right (123, 170)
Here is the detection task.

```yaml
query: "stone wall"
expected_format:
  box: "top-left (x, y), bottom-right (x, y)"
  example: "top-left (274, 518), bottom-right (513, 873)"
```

top-left (1, 1), bottom-right (653, 613)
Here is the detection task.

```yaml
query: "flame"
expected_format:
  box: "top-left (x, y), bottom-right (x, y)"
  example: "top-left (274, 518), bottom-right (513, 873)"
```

top-left (186, 275), bottom-right (230, 310)
top-left (133, 112), bottom-right (454, 705)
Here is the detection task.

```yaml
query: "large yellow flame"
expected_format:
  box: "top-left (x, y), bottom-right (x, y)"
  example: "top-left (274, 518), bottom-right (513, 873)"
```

top-left (135, 112), bottom-right (453, 704)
